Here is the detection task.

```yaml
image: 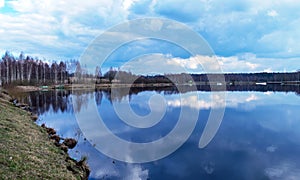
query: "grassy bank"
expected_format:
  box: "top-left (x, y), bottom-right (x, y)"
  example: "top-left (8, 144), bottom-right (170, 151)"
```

top-left (0, 88), bottom-right (88, 179)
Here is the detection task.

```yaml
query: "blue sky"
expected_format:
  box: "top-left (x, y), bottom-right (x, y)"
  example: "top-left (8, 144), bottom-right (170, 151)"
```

top-left (0, 0), bottom-right (300, 73)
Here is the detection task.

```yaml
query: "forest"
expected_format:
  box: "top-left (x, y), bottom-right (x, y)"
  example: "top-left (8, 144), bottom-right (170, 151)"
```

top-left (0, 51), bottom-right (299, 86)
top-left (0, 51), bottom-right (68, 85)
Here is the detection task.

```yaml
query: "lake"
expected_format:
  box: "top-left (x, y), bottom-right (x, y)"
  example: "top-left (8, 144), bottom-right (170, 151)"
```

top-left (15, 87), bottom-right (300, 179)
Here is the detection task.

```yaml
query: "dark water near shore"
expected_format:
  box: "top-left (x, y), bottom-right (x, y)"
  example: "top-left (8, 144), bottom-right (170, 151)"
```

top-left (14, 87), bottom-right (300, 180)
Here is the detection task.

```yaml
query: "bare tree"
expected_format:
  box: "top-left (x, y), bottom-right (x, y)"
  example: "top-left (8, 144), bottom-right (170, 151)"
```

top-left (19, 52), bottom-right (24, 82)
top-left (51, 62), bottom-right (58, 84)
top-left (59, 61), bottom-right (66, 84)
top-left (26, 57), bottom-right (33, 83)
top-left (75, 61), bottom-right (82, 83)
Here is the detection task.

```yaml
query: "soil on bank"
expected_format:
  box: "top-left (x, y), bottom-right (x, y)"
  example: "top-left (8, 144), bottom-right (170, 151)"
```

top-left (0, 88), bottom-right (89, 179)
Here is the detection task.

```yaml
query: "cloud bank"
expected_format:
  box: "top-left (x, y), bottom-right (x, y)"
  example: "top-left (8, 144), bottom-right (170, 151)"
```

top-left (0, 0), bottom-right (299, 72)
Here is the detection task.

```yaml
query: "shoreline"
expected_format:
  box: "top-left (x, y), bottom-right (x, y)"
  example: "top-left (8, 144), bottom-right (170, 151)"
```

top-left (0, 88), bottom-right (90, 179)
top-left (5, 80), bottom-right (299, 95)
top-left (7, 80), bottom-right (300, 92)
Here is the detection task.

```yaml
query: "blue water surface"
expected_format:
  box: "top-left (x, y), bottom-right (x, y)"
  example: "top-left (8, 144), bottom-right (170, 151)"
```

top-left (34, 90), bottom-right (300, 180)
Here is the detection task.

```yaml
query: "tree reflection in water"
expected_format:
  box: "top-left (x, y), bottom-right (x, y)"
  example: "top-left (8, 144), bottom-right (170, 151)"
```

top-left (11, 84), bottom-right (300, 115)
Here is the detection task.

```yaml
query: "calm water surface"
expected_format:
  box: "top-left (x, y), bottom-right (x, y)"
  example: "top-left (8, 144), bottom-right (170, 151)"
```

top-left (19, 89), bottom-right (300, 179)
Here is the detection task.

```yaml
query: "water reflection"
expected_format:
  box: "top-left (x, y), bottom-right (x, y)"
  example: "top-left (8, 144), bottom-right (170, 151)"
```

top-left (12, 85), bottom-right (300, 179)
top-left (11, 84), bottom-right (300, 115)
top-left (12, 90), bottom-right (72, 115)
top-left (12, 90), bottom-right (102, 115)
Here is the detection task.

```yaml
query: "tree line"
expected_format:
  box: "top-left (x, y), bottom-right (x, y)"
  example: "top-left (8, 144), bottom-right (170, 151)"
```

top-left (1, 51), bottom-right (299, 86)
top-left (110, 72), bottom-right (300, 85)
top-left (0, 51), bottom-right (68, 85)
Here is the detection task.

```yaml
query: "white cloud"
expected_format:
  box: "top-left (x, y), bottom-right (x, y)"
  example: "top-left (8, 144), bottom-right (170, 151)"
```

top-left (121, 53), bottom-right (226, 74)
top-left (169, 55), bottom-right (220, 71)
top-left (120, 52), bottom-right (300, 75)
top-left (0, 0), bottom-right (4, 8)
top-left (265, 162), bottom-right (300, 180)
top-left (0, 0), bottom-right (130, 59)
top-left (217, 53), bottom-right (300, 73)
top-left (181, 1), bottom-right (300, 58)
top-left (166, 91), bottom-right (300, 111)
top-left (166, 92), bottom-right (258, 110)
top-left (93, 161), bottom-right (149, 180)
top-left (123, 0), bottom-right (139, 10)
top-left (267, 9), bottom-right (279, 17)
top-left (218, 56), bottom-right (259, 72)
top-left (121, 54), bottom-right (183, 75)
top-left (1, 0), bottom-right (300, 70)
top-left (258, 18), bottom-right (300, 57)
top-left (263, 68), bottom-right (273, 73)
top-left (125, 165), bottom-right (149, 180)
top-left (246, 94), bottom-right (258, 102)
top-left (167, 94), bottom-right (216, 110)
top-left (266, 145), bottom-right (277, 152)
top-left (263, 91), bottom-right (273, 95)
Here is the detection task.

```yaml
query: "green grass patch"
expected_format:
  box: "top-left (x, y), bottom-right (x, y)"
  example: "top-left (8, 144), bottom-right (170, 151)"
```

top-left (0, 89), bottom-right (87, 179)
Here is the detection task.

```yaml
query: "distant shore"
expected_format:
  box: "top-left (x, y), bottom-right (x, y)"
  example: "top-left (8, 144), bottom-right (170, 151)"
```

top-left (6, 79), bottom-right (300, 92)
